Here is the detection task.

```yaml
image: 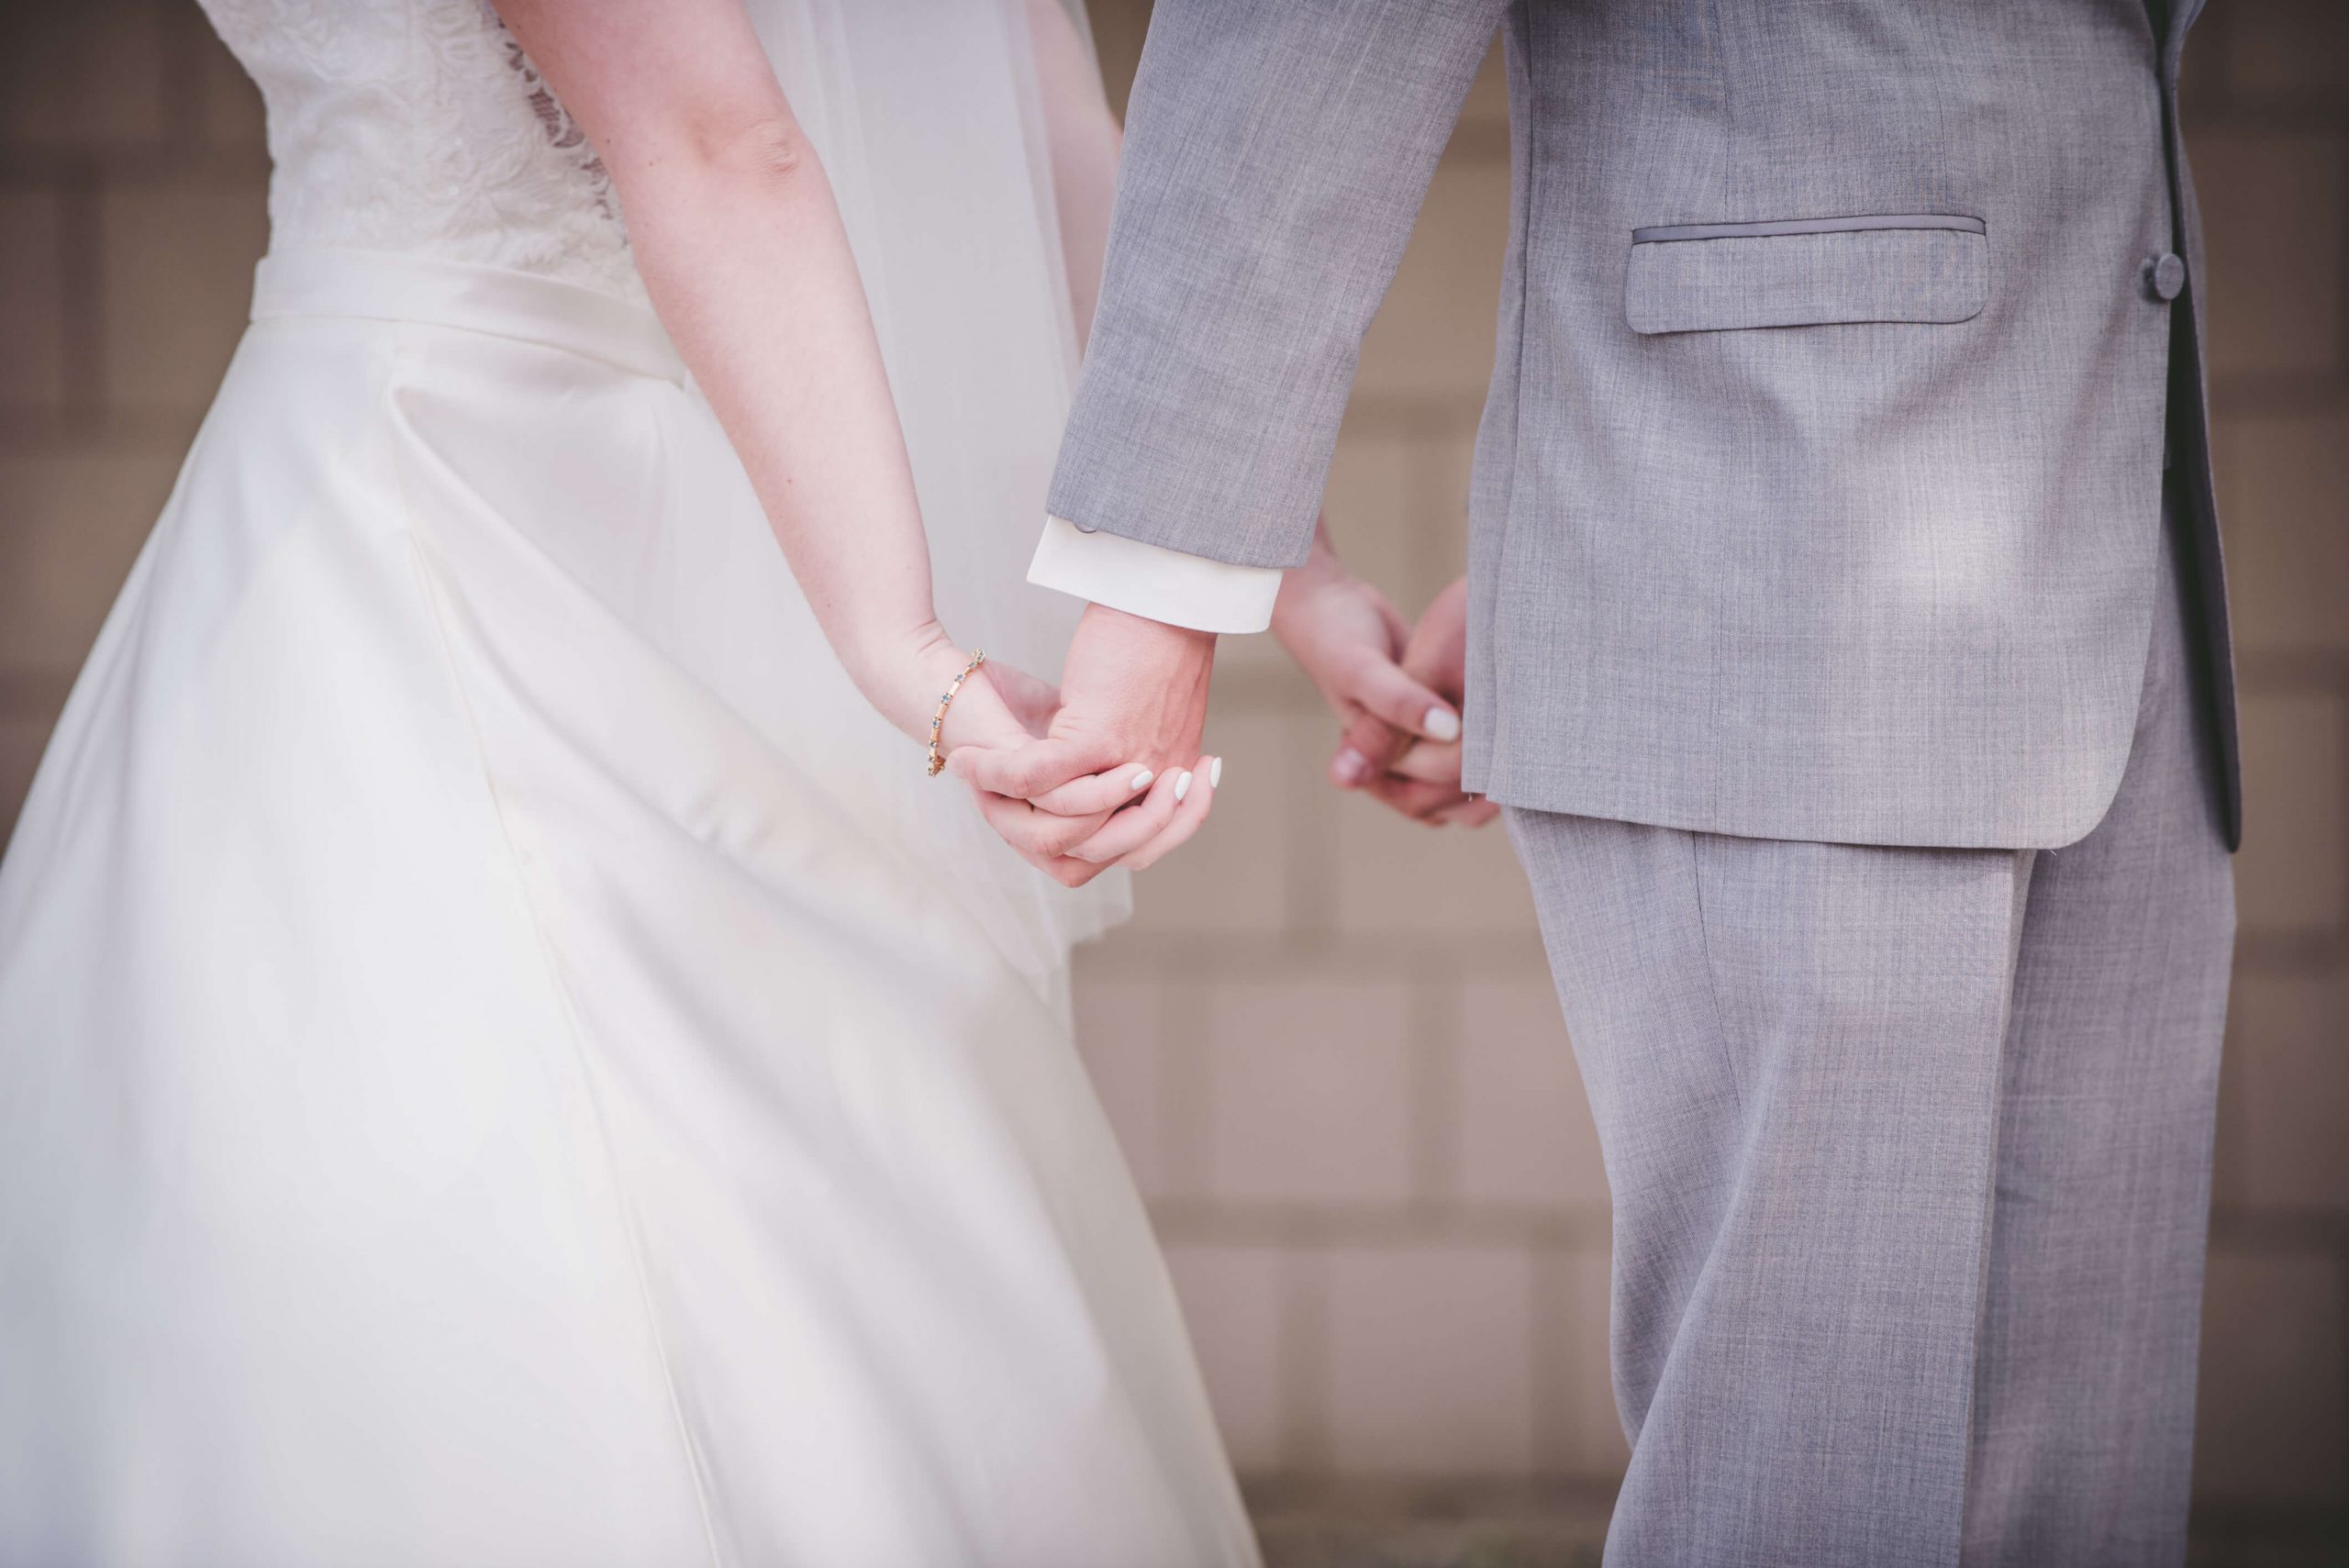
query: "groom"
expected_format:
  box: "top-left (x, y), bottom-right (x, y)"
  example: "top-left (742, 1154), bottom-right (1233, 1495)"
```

top-left (977, 2), bottom-right (2238, 1562)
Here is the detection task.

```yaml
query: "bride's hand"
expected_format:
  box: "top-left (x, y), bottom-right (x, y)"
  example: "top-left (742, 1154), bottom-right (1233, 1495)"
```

top-left (963, 743), bottom-right (1206, 887)
top-left (895, 628), bottom-right (1159, 883)
top-left (946, 606), bottom-right (1221, 887)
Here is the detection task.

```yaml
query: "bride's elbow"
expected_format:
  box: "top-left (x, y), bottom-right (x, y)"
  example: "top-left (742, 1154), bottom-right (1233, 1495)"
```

top-left (685, 111), bottom-right (815, 185)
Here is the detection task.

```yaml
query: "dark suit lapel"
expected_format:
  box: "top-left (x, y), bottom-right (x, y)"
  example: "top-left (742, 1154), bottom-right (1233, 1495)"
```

top-left (2173, 0), bottom-right (2206, 50)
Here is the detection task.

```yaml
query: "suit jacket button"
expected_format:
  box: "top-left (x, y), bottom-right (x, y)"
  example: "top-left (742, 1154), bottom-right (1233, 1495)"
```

top-left (2146, 251), bottom-right (2187, 301)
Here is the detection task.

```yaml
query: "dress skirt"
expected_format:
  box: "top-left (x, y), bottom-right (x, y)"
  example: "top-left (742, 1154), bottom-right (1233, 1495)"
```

top-left (0, 249), bottom-right (1255, 1568)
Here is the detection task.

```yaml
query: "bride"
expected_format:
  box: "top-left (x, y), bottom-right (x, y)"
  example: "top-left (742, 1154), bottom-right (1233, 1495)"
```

top-left (0, 0), bottom-right (1258, 1562)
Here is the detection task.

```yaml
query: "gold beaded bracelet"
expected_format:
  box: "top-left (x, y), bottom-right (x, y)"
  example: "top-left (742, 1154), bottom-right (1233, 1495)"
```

top-left (926, 649), bottom-right (985, 777)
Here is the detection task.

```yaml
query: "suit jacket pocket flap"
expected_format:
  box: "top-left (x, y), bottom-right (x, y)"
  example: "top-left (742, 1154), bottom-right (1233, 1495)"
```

top-left (1625, 214), bottom-right (1987, 335)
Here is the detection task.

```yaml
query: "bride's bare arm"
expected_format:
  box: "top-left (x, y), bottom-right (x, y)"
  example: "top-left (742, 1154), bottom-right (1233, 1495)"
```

top-left (492, 0), bottom-right (1027, 756)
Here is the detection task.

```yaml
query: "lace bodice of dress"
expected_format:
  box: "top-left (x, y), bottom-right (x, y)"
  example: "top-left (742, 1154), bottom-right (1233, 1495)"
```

top-left (200, 0), bottom-right (644, 302)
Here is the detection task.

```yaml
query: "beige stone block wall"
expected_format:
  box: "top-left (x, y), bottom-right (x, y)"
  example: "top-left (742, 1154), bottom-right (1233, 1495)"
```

top-left (0, 0), bottom-right (2342, 1547)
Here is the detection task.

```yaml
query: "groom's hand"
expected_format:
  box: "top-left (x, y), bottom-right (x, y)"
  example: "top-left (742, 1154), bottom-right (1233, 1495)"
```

top-left (1273, 553), bottom-right (1458, 782)
top-left (1278, 565), bottom-right (1495, 829)
top-left (1353, 577), bottom-right (1497, 827)
top-left (952, 603), bottom-right (1219, 885)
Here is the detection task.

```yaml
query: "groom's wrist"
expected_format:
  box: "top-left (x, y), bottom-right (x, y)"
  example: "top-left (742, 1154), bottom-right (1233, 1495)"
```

top-left (1027, 515), bottom-right (1282, 634)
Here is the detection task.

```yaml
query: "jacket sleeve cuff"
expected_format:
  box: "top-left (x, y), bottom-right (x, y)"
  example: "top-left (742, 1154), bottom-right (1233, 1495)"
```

top-left (1026, 515), bottom-right (1282, 635)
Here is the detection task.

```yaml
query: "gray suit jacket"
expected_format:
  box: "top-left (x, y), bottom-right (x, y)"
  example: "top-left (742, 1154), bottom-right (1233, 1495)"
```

top-left (1050, 0), bottom-right (2240, 851)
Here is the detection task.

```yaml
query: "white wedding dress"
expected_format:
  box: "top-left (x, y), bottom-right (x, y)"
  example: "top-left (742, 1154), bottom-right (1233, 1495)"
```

top-left (0, 2), bottom-right (1258, 1564)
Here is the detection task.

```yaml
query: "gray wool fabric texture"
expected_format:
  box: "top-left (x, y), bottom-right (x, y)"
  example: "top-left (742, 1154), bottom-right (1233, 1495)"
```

top-left (1049, 0), bottom-right (2238, 852)
top-left (1052, 1), bottom-right (2242, 1562)
top-left (1508, 501), bottom-right (2232, 1567)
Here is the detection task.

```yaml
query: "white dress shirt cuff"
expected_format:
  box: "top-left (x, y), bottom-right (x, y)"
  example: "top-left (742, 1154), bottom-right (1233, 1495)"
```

top-left (1026, 515), bottom-right (1282, 635)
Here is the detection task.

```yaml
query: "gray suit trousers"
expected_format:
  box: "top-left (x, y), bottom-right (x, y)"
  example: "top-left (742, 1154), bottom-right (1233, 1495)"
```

top-left (1508, 493), bottom-right (2235, 1567)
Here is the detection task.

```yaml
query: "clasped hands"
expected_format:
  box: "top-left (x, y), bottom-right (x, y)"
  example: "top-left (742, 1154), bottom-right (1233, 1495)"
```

top-left (941, 530), bottom-right (1489, 887)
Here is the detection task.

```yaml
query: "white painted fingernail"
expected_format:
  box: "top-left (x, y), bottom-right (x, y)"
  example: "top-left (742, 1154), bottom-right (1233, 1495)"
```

top-left (1424, 706), bottom-right (1462, 742)
top-left (1174, 770), bottom-right (1194, 803)
top-left (1129, 769), bottom-right (1154, 793)
top-left (1208, 756), bottom-right (1223, 788)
